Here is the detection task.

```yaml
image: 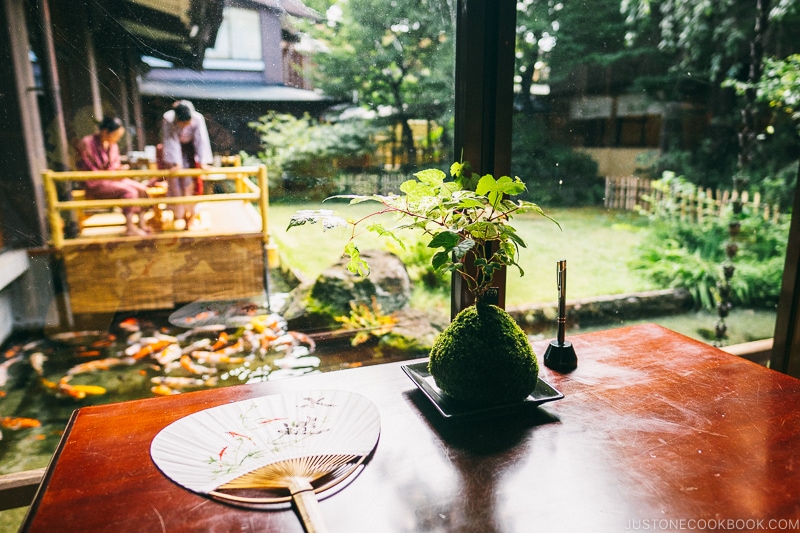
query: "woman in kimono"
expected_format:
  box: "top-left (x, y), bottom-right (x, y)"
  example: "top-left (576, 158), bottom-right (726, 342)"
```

top-left (76, 117), bottom-right (150, 236)
top-left (161, 101), bottom-right (213, 229)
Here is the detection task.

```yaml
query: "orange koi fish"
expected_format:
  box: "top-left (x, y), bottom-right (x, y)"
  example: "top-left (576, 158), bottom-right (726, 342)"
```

top-left (59, 382), bottom-right (107, 399)
top-left (191, 345), bottom-right (245, 365)
top-left (270, 331), bottom-right (316, 352)
top-left (66, 357), bottom-right (135, 376)
top-left (209, 332), bottom-right (229, 351)
top-left (119, 318), bottom-right (140, 332)
top-left (154, 343), bottom-right (183, 366)
top-left (132, 340), bottom-right (173, 360)
top-left (90, 334), bottom-right (116, 348)
top-left (150, 384), bottom-right (180, 396)
top-left (1, 417), bottom-right (41, 430)
top-left (179, 355), bottom-right (218, 376)
top-left (4, 346), bottom-right (21, 359)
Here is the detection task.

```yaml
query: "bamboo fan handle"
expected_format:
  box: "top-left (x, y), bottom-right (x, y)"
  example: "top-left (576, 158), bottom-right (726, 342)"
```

top-left (289, 478), bottom-right (329, 533)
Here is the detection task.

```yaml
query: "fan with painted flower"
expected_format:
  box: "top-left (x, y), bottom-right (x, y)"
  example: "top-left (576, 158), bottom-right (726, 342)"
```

top-left (150, 390), bottom-right (381, 532)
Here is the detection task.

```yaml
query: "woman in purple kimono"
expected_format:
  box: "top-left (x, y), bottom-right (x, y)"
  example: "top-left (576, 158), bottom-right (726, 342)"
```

top-left (76, 117), bottom-right (150, 236)
top-left (161, 101), bottom-right (213, 229)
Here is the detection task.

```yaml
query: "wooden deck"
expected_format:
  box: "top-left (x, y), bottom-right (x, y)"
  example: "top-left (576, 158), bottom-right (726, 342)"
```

top-left (62, 202), bottom-right (268, 314)
top-left (44, 166), bottom-right (274, 316)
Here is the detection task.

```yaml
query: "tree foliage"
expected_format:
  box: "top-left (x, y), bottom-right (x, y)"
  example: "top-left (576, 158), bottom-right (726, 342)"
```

top-left (298, 0), bottom-right (456, 165)
top-left (248, 112), bottom-right (376, 197)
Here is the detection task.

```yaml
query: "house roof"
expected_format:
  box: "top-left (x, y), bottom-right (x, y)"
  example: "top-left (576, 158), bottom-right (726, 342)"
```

top-left (98, 0), bottom-right (225, 69)
top-left (138, 78), bottom-right (327, 102)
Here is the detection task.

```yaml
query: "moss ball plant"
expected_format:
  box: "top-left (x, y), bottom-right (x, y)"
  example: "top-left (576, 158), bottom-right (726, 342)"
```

top-left (428, 303), bottom-right (538, 406)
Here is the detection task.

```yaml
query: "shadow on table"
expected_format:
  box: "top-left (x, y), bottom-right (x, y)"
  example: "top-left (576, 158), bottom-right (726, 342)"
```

top-left (403, 388), bottom-right (560, 453)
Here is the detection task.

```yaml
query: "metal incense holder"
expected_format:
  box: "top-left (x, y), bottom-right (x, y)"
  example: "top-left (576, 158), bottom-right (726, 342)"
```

top-left (544, 259), bottom-right (578, 372)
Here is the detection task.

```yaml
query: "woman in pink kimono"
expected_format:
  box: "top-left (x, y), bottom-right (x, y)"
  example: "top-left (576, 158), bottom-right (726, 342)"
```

top-left (76, 117), bottom-right (150, 236)
top-left (161, 101), bottom-right (213, 229)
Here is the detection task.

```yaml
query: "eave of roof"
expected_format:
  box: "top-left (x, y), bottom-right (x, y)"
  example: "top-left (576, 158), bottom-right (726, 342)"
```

top-left (138, 78), bottom-right (327, 102)
top-left (100, 0), bottom-right (224, 70)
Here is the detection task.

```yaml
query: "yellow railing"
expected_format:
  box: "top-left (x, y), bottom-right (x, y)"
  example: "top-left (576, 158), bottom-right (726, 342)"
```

top-left (42, 165), bottom-right (270, 249)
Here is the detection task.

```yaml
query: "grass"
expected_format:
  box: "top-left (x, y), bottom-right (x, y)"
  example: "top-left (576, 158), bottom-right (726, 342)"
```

top-left (268, 200), bottom-right (778, 345)
top-left (268, 202), bottom-right (658, 307)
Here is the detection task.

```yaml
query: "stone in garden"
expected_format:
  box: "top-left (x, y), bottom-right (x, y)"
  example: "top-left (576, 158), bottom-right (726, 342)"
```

top-left (282, 250), bottom-right (412, 329)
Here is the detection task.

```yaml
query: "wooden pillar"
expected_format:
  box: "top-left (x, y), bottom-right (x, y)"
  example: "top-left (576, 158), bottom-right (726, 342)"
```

top-left (129, 52), bottom-right (146, 151)
top-left (4, 0), bottom-right (49, 244)
top-left (771, 160), bottom-right (800, 377)
top-left (85, 31), bottom-right (102, 123)
top-left (38, 0), bottom-right (69, 171)
top-left (451, 0), bottom-right (515, 318)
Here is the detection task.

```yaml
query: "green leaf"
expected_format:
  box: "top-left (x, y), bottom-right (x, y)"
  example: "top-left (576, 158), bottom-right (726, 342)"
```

top-left (414, 168), bottom-right (446, 186)
top-left (465, 221), bottom-right (500, 240)
top-left (475, 174), bottom-right (497, 196)
top-left (455, 197), bottom-right (486, 209)
top-left (344, 243), bottom-right (369, 277)
top-left (428, 230), bottom-right (461, 250)
top-left (367, 223), bottom-right (406, 250)
top-left (431, 250), bottom-right (450, 271)
top-left (495, 175), bottom-right (526, 196)
top-left (400, 179), bottom-right (435, 201)
top-left (452, 238), bottom-right (475, 259)
top-left (450, 161), bottom-right (465, 178)
top-left (499, 225), bottom-right (527, 248)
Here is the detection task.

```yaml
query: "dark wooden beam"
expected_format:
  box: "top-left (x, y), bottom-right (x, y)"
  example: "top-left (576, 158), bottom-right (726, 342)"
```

top-left (451, 0), bottom-right (516, 318)
top-left (770, 160), bottom-right (800, 377)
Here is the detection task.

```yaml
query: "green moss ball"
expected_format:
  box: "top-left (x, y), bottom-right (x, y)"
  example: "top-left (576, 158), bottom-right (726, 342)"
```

top-left (428, 304), bottom-right (538, 406)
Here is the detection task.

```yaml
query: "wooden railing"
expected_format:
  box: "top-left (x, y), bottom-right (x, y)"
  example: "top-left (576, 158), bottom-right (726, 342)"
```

top-left (0, 468), bottom-right (45, 511)
top-left (43, 165), bottom-right (270, 249)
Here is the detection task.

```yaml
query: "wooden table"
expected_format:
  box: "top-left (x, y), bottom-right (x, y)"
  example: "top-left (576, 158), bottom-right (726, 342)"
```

top-left (21, 324), bottom-right (800, 532)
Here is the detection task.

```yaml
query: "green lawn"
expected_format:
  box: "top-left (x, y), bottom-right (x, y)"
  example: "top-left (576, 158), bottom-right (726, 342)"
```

top-left (268, 203), bottom-right (658, 307)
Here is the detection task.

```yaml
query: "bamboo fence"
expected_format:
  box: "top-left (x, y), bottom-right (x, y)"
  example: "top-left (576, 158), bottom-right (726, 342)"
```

top-left (604, 176), bottom-right (781, 223)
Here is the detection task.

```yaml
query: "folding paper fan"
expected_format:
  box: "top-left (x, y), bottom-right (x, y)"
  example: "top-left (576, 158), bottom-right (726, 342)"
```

top-left (151, 390), bottom-right (380, 531)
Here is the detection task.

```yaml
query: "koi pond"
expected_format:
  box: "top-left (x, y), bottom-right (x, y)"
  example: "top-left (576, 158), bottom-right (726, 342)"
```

top-left (0, 298), bottom-right (431, 476)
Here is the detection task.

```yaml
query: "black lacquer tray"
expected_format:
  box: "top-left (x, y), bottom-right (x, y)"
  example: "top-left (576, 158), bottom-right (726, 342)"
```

top-left (402, 361), bottom-right (564, 418)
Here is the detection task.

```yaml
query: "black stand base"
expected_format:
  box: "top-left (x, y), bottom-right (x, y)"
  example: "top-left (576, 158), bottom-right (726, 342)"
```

top-left (544, 340), bottom-right (578, 372)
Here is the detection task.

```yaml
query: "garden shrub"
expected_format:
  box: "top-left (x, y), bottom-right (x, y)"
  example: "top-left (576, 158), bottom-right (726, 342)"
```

top-left (247, 112), bottom-right (377, 200)
top-left (632, 174), bottom-right (789, 310)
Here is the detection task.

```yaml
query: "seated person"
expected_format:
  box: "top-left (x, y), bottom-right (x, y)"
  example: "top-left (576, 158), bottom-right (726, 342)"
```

top-left (76, 117), bottom-right (150, 236)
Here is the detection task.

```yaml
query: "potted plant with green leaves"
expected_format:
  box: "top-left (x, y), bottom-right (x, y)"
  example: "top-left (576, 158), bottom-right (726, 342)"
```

top-left (289, 161), bottom-right (559, 407)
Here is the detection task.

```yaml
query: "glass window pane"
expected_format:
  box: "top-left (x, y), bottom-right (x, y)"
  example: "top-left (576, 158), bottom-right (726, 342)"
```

top-left (206, 7), bottom-right (262, 61)
top-left (509, 0), bottom-right (793, 350)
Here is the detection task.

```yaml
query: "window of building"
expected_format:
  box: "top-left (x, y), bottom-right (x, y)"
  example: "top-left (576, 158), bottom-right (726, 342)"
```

top-left (204, 7), bottom-right (263, 70)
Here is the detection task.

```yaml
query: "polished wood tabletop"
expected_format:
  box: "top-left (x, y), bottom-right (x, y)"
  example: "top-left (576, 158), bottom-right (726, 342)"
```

top-left (22, 324), bottom-right (800, 532)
